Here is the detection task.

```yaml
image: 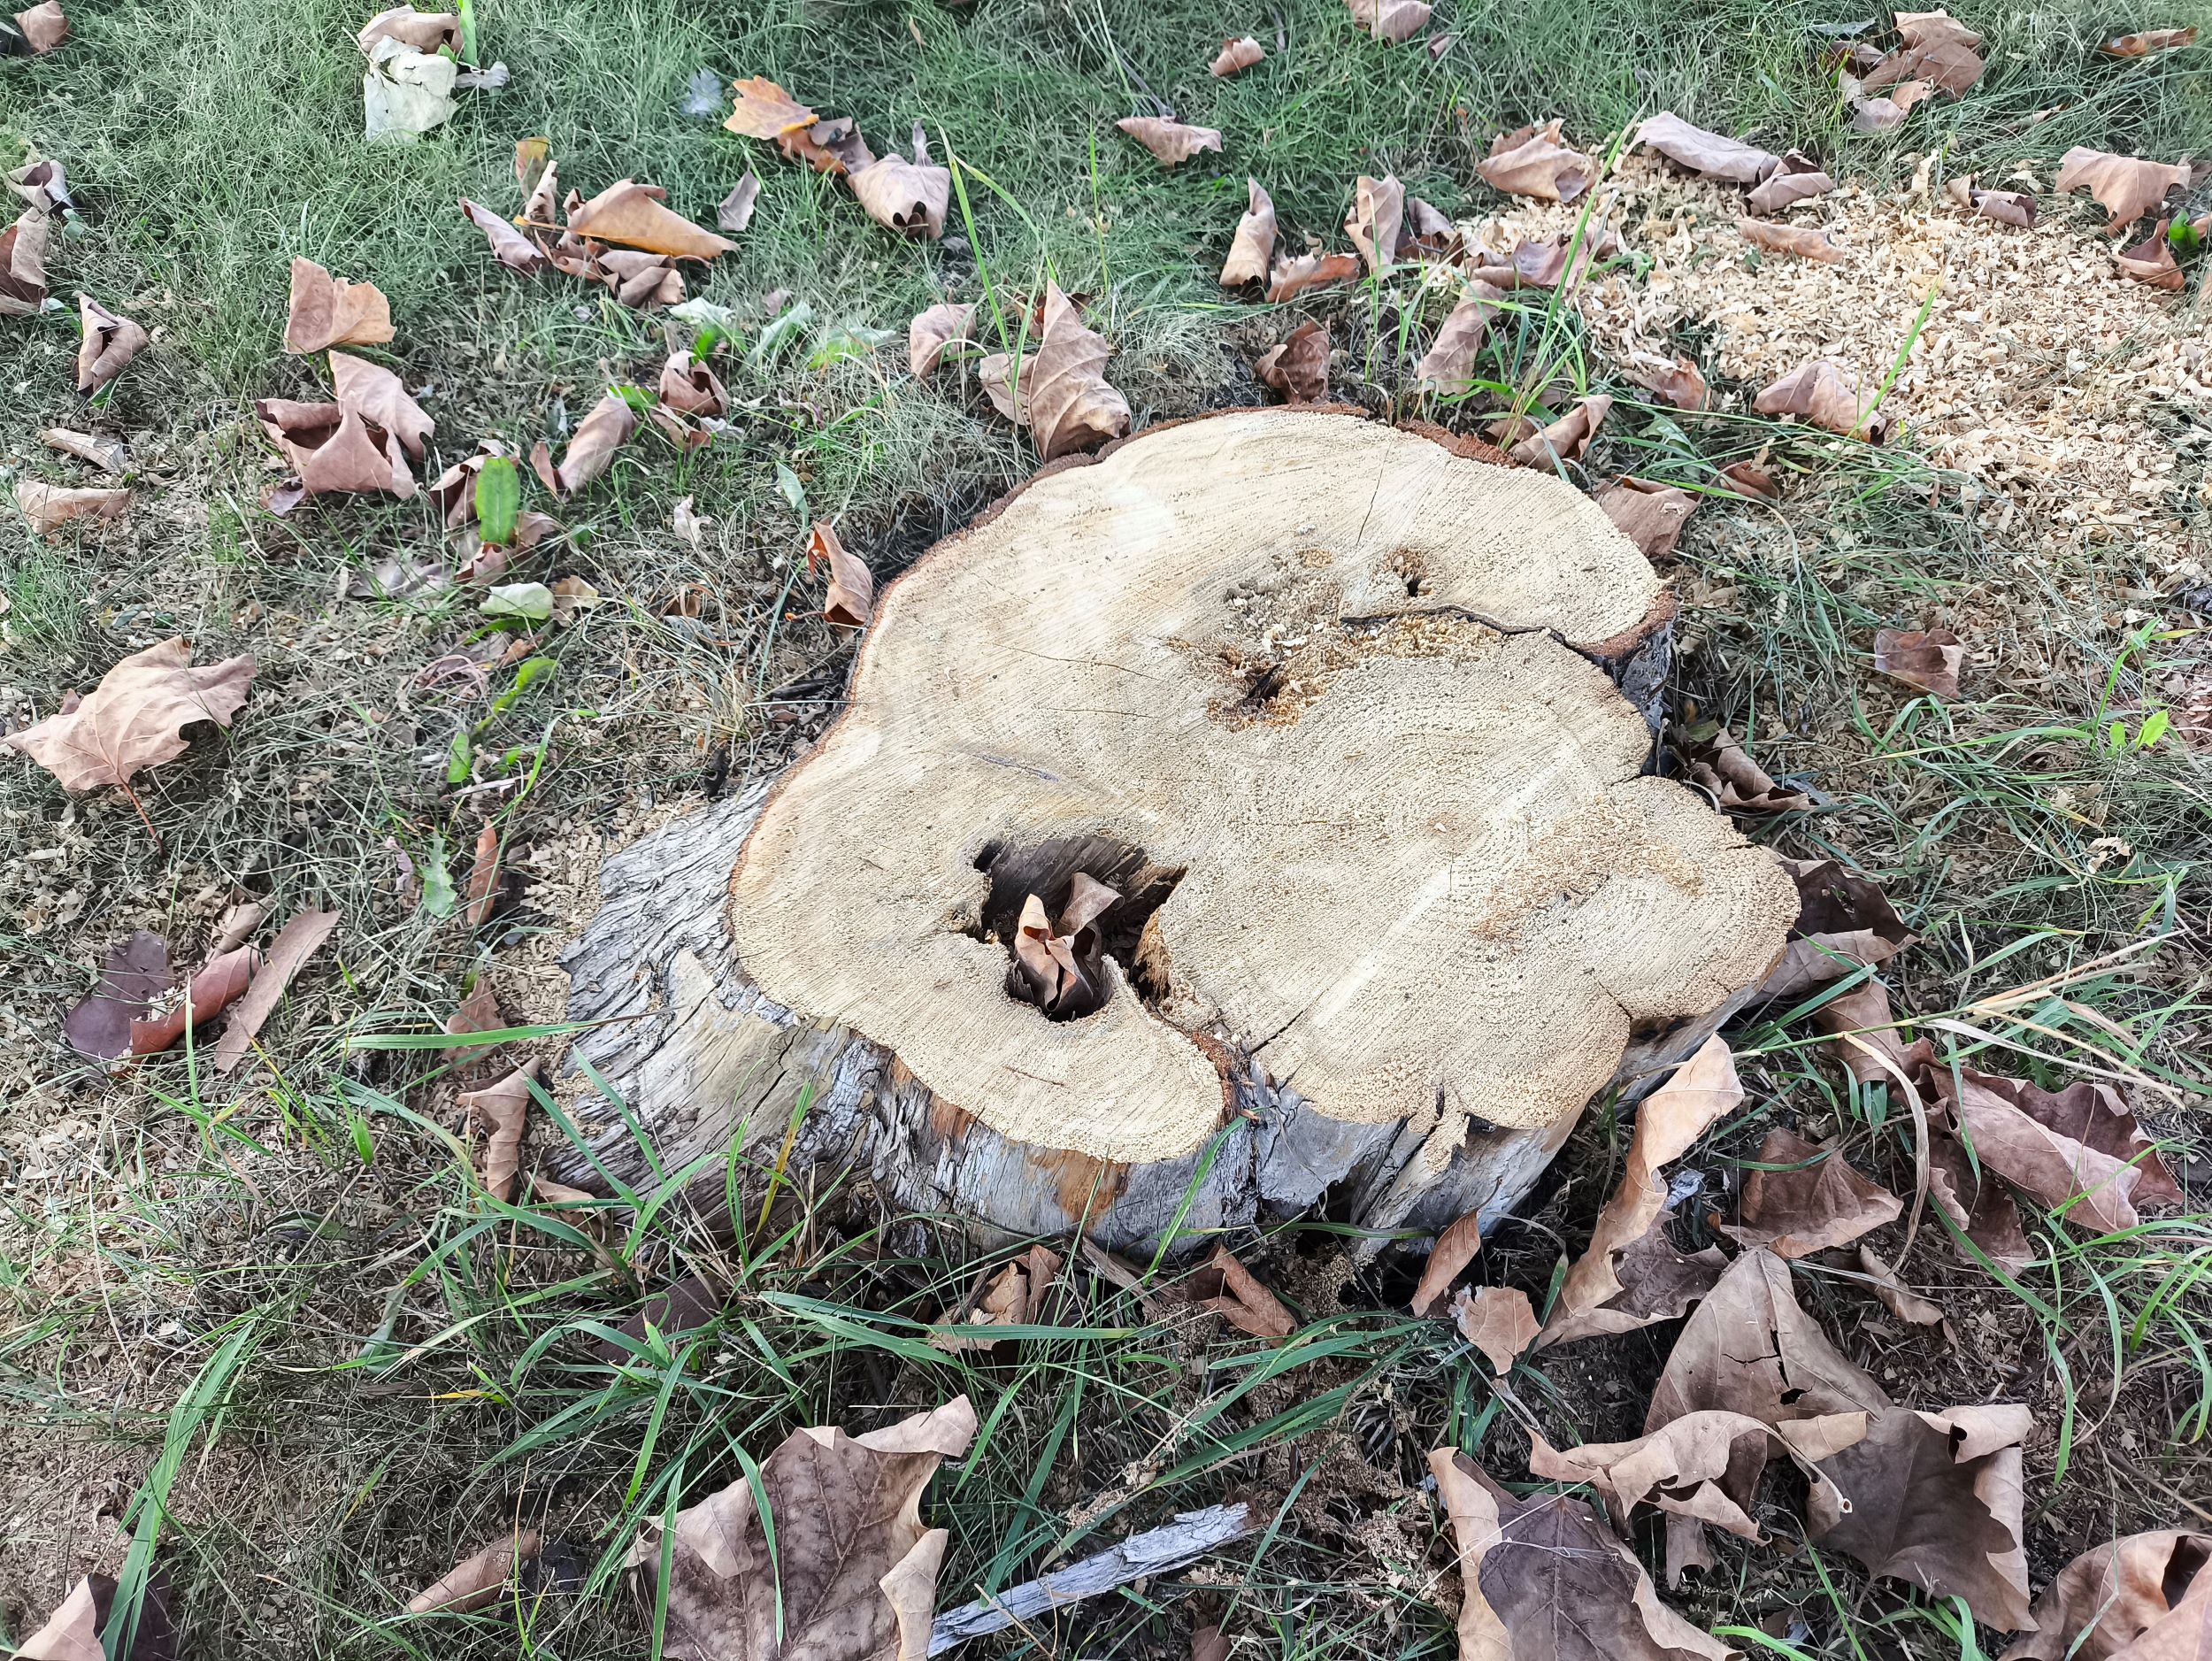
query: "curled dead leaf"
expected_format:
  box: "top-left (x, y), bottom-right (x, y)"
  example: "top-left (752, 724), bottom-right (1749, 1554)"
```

top-left (1118, 115), bottom-right (1225, 167)
top-left (1637, 112), bottom-right (1780, 185)
top-left (2116, 219), bottom-right (2185, 288)
top-left (210, 907), bottom-right (341, 1074)
top-left (1598, 477), bottom-right (1696, 560)
top-left (1540, 1035), bottom-right (1740, 1346)
top-left (932, 1245), bottom-right (1063, 1349)
top-left (16, 480), bottom-right (129, 536)
top-left (909, 301), bottom-right (974, 376)
top-left (1719, 1129), bottom-right (1901, 1257)
top-left (125, 944), bottom-right (258, 1056)
top-left (1345, 173), bottom-right (1404, 273)
top-left (62, 931), bottom-right (170, 1063)
top-left (1739, 217), bottom-right (1846, 262)
top-left (2101, 27), bottom-right (2198, 53)
top-left (1944, 176), bottom-right (2037, 227)
top-left (283, 258), bottom-right (394, 355)
top-left (2002, 1530), bottom-right (2212, 1661)
top-left (1872, 626), bottom-right (1963, 698)
top-left (1220, 177), bottom-right (1277, 287)
top-left (810, 522), bottom-right (874, 627)
top-left (718, 172), bottom-right (761, 232)
top-left (1507, 394), bottom-right (1610, 468)
top-left (725, 76), bottom-right (816, 141)
top-left (567, 179), bottom-right (734, 259)
top-left (1451, 1285), bottom-right (1538, 1374)
top-left (461, 197), bottom-right (548, 272)
top-left (409, 1529), bottom-right (544, 1614)
top-left (530, 389), bottom-right (637, 496)
top-left (0, 206), bottom-right (51, 317)
top-left (1192, 1245), bottom-right (1294, 1339)
top-left (357, 4), bottom-right (457, 52)
top-left (1720, 459), bottom-right (1779, 500)
top-left (1747, 153), bottom-right (1836, 214)
top-left (42, 428), bottom-right (124, 473)
top-left (75, 296), bottom-right (149, 395)
top-left (1754, 360), bottom-right (1893, 442)
top-left (849, 123), bottom-right (950, 238)
top-left (1265, 250), bottom-right (1361, 302)
top-left (1413, 283), bottom-right (1499, 395)
top-left (1685, 725), bottom-right (1809, 812)
top-left (7, 637), bottom-right (254, 795)
top-left (1022, 282), bottom-right (1132, 460)
top-left (1478, 119), bottom-right (1591, 202)
top-left (1346, 0), bottom-right (1432, 42)
top-left (459, 1059), bottom-right (539, 1202)
top-left (1756, 857), bottom-right (1912, 1001)
top-left (1410, 1206), bottom-right (1484, 1317)
top-left (1858, 1245), bottom-right (1951, 1334)
top-left (2056, 147), bottom-right (2189, 233)
top-left (1255, 319), bottom-right (1329, 402)
top-left (1927, 1058), bottom-right (2179, 1233)
top-left (1210, 35), bottom-right (1264, 74)
top-left (1631, 354), bottom-right (1708, 411)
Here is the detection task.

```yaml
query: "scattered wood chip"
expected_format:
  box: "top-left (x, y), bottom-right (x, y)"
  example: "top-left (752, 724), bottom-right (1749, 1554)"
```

top-left (810, 521), bottom-right (875, 627)
top-left (5, 637), bottom-right (255, 796)
top-left (1118, 115), bottom-right (1224, 167)
top-left (1598, 477), bottom-right (1696, 559)
top-left (1219, 177), bottom-right (1277, 287)
top-left (629, 1397), bottom-right (976, 1661)
top-left (1255, 319), bottom-right (1328, 402)
top-left (1637, 112), bottom-right (1780, 185)
top-left (209, 907), bottom-right (341, 1074)
top-left (1540, 1035), bottom-right (1740, 1346)
top-left (1410, 1204), bottom-right (1485, 1317)
top-left (1451, 1285), bottom-right (1539, 1374)
top-left (1809, 1403), bottom-right (2035, 1630)
top-left (1210, 35), bottom-right (1264, 74)
top-left (1478, 119), bottom-right (1591, 202)
top-left (409, 1529), bottom-right (544, 1614)
top-left (1873, 626), bottom-right (1963, 698)
top-left (1719, 1129), bottom-right (1901, 1257)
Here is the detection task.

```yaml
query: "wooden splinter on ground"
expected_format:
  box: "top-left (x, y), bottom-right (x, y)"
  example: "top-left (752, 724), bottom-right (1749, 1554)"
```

top-left (556, 409), bottom-right (1798, 1250)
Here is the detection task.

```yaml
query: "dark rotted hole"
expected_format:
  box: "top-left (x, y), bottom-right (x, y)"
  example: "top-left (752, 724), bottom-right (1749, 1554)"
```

top-left (964, 834), bottom-right (1186, 1019)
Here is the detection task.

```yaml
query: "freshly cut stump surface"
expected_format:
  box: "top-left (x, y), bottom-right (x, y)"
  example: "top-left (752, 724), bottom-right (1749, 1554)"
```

top-left (559, 409), bottom-right (1799, 1248)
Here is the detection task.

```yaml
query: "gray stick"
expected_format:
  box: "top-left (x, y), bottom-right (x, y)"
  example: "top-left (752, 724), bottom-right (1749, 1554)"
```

top-left (927, 1502), bottom-right (1254, 1655)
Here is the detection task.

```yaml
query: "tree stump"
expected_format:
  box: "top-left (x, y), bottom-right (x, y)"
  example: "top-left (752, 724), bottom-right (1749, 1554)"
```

top-left (552, 409), bottom-right (1798, 1253)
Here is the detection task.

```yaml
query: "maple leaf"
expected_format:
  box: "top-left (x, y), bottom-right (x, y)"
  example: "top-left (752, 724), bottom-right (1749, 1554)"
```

top-left (6, 637), bottom-right (256, 797)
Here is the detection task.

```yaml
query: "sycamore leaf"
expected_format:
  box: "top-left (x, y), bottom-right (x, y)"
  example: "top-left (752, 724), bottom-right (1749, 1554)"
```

top-left (1345, 173), bottom-right (1404, 273)
top-left (1451, 1285), bottom-right (1538, 1374)
top-left (1429, 1453), bottom-right (1739, 1661)
top-left (362, 37), bottom-right (460, 146)
top-left (461, 197), bottom-right (548, 272)
top-left (1254, 319), bottom-right (1328, 403)
top-left (1637, 112), bottom-right (1780, 184)
top-left (1220, 177), bottom-right (1277, 286)
top-left (1192, 1245), bottom-right (1295, 1338)
top-left (530, 389), bottom-right (638, 496)
top-left (1685, 724), bottom-right (1809, 811)
top-left (2003, 1532), bottom-right (2212, 1661)
top-left (459, 1058), bottom-right (539, 1201)
top-left (442, 976), bottom-right (503, 1058)
top-left (1210, 35), bottom-right (1264, 74)
top-left (284, 258), bottom-right (394, 355)
top-left (1747, 153), bottom-right (1835, 214)
top-left (1414, 284), bottom-right (1500, 395)
top-left (2055, 147), bottom-right (2190, 233)
top-left (13, 0), bottom-right (66, 53)
top-left (1739, 217), bottom-right (1846, 262)
top-left (1647, 1247), bottom-right (1891, 1431)
top-left (726, 76), bottom-right (816, 138)
top-left (1540, 1035), bottom-right (1740, 1346)
top-left (849, 126), bottom-right (950, 238)
top-left (909, 301), bottom-right (974, 376)
top-left (567, 180), bottom-right (734, 259)
top-left (357, 4), bottom-right (458, 52)
top-left (1932, 1061), bottom-right (2179, 1232)
top-left (75, 296), bottom-right (149, 395)
top-left (1946, 176), bottom-right (2037, 227)
top-left (1873, 626), bottom-right (1963, 698)
top-left (1266, 250), bottom-right (1361, 301)
top-left (1023, 282), bottom-right (1131, 460)
top-left (1753, 360), bottom-right (1893, 442)
top-left (210, 907), bottom-right (341, 1074)
top-left (931, 1245), bottom-right (1063, 1350)
top-left (1858, 1245), bottom-right (1951, 1333)
top-left (125, 945), bottom-right (259, 1056)
top-left (1755, 857), bottom-right (1912, 1001)
top-left (6, 637), bottom-right (254, 794)
top-left (2116, 219), bottom-right (2185, 288)
top-left (636, 1397), bottom-right (977, 1661)
top-left (41, 428), bottom-right (121, 474)
top-left (463, 820), bottom-right (503, 927)
top-left (1411, 1205), bottom-right (1484, 1317)
top-left (333, 350), bottom-right (434, 458)
top-left (63, 931), bottom-right (171, 1063)
top-left (718, 171), bottom-right (761, 232)
top-left (17, 1572), bottom-right (179, 1661)
top-left (1507, 394), bottom-right (1610, 468)
top-left (0, 205), bottom-right (51, 317)
top-left (409, 1529), bottom-right (544, 1614)
top-left (1809, 1404), bottom-right (2035, 1630)
top-left (810, 521), bottom-right (874, 627)
top-left (1478, 119), bottom-right (1591, 202)
top-left (1346, 0), bottom-right (1432, 42)
top-left (1598, 477), bottom-right (1696, 560)
top-left (16, 480), bottom-right (128, 535)
top-left (1719, 1129), bottom-right (1902, 1257)
top-left (1011, 874), bottom-right (1118, 1013)
top-left (1118, 115), bottom-right (1224, 166)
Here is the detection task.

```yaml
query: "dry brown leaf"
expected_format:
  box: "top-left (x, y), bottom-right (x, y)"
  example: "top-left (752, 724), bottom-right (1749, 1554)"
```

top-left (1266, 250), bottom-right (1361, 301)
top-left (16, 480), bottom-right (129, 536)
top-left (2056, 147), bottom-right (2190, 233)
top-left (1025, 282), bottom-right (1132, 460)
top-left (7, 637), bottom-right (254, 795)
top-left (283, 258), bottom-right (393, 355)
top-left (0, 205), bottom-right (50, 317)
top-left (810, 522), bottom-right (874, 627)
top-left (1529, 1411), bottom-right (1867, 1555)
top-left (1632, 355), bottom-right (1709, 411)
top-left (638, 1396), bottom-right (977, 1661)
top-left (462, 821), bottom-right (503, 928)
top-left (1218, 176), bottom-right (1278, 288)
top-left (1945, 176), bottom-right (2038, 227)
top-left (1466, 230), bottom-right (1610, 291)
top-left (567, 180), bottom-right (734, 259)
top-left (1747, 153), bottom-right (1836, 215)
top-left (2003, 1531), bottom-right (2212, 1661)
top-left (62, 931), bottom-right (170, 1063)
top-left (75, 296), bottom-right (149, 395)
top-left (1598, 478), bottom-right (1696, 560)
top-left (42, 427), bottom-right (127, 473)
top-left (1719, 1129), bottom-right (1901, 1257)
top-left (461, 197), bottom-right (548, 272)
top-left (1414, 283), bottom-right (1500, 395)
top-left (2116, 220), bottom-right (2185, 289)
top-left (1882, 10), bottom-right (1986, 92)
top-left (658, 350), bottom-right (728, 422)
top-left (1478, 119), bottom-right (1591, 202)
top-left (126, 945), bottom-right (258, 1056)
top-left (1808, 1404), bottom-right (2034, 1629)
top-left (1846, 81), bottom-right (1932, 133)
top-left (1194, 1245), bottom-right (1294, 1338)
top-left (460, 1059), bottom-right (539, 1202)
top-left (1193, 1626), bottom-right (1232, 1661)
top-left (1347, 0), bottom-right (1432, 41)
top-left (1720, 459), bottom-right (1779, 500)
top-left (208, 908), bottom-right (340, 1074)
top-left (1508, 395), bottom-right (1610, 468)
top-left (725, 76), bottom-right (816, 140)
top-left (1931, 1061), bottom-right (2179, 1232)
top-left (1010, 874), bottom-right (1118, 1012)
top-left (849, 124), bottom-right (951, 239)
top-left (1345, 173), bottom-right (1405, 273)
top-left (13, 0), bottom-right (65, 52)
top-left (1452, 1285), bottom-right (1539, 1374)
top-left (442, 976), bottom-right (502, 1060)
top-left (1411, 1205), bottom-right (1485, 1317)
top-left (718, 172), bottom-right (761, 232)
top-left (2101, 27), bottom-right (2199, 53)
top-left (357, 4), bottom-right (457, 52)
top-left (909, 302), bottom-right (974, 376)
top-left (1873, 626), bottom-right (1963, 698)
top-left (1210, 35), bottom-right (1264, 74)
top-left (1647, 1248), bottom-right (1891, 1431)
top-left (1810, 977), bottom-right (1915, 1088)
top-left (1637, 112), bottom-right (1780, 185)
top-left (1753, 360), bottom-right (1893, 442)
top-left (1540, 1035), bottom-right (1741, 1346)
top-left (1757, 857), bottom-right (1912, 1001)
top-left (1738, 217), bottom-right (1846, 262)
top-left (332, 350), bottom-right (433, 458)
top-left (1686, 725), bottom-right (1809, 812)
top-left (408, 1528), bottom-right (543, 1614)
top-left (1857, 1245), bottom-right (1951, 1333)
top-left (779, 113), bottom-right (876, 176)
top-left (1429, 1451), bottom-right (1739, 1661)
top-left (932, 1245), bottom-right (1063, 1349)
top-left (531, 389), bottom-right (638, 496)
top-left (1255, 320), bottom-right (1329, 403)
top-left (1927, 1127), bottom-right (2035, 1268)
top-left (1118, 115), bottom-right (1224, 167)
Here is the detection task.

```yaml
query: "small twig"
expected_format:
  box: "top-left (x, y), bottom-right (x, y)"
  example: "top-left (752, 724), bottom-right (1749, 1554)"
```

top-left (927, 1503), bottom-right (1252, 1655)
